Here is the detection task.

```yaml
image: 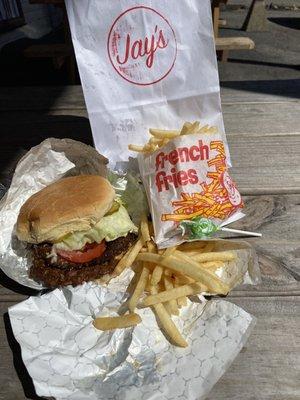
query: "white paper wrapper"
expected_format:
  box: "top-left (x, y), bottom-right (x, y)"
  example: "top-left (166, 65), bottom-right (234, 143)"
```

top-left (0, 138), bottom-right (108, 289)
top-left (9, 273), bottom-right (255, 400)
top-left (65, 0), bottom-right (231, 167)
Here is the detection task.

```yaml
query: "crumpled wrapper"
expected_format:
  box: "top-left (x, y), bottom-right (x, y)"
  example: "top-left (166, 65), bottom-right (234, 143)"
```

top-left (0, 138), bottom-right (108, 289)
top-left (9, 271), bottom-right (255, 400)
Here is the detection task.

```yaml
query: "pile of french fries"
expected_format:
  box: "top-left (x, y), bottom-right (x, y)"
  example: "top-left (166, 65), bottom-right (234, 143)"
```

top-left (93, 215), bottom-right (237, 348)
top-left (128, 121), bottom-right (218, 155)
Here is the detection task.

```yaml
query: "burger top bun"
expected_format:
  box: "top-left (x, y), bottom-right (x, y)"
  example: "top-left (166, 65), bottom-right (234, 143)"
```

top-left (16, 175), bottom-right (115, 244)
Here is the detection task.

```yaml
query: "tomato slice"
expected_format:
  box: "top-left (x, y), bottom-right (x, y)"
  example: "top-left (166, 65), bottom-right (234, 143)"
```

top-left (57, 241), bottom-right (106, 264)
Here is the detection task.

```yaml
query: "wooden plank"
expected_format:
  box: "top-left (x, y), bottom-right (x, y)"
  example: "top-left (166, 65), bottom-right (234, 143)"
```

top-left (229, 194), bottom-right (300, 295)
top-left (0, 122), bottom-right (299, 193)
top-left (207, 296), bottom-right (300, 400)
top-left (2, 101), bottom-right (300, 135)
top-left (0, 85), bottom-right (299, 112)
top-left (228, 134), bottom-right (300, 194)
top-left (0, 302), bottom-right (44, 400)
top-left (215, 37), bottom-right (255, 50)
top-left (221, 80), bottom-right (300, 104)
top-left (242, 0), bottom-right (269, 32)
top-left (212, 3), bottom-right (220, 38)
top-left (223, 102), bottom-right (300, 135)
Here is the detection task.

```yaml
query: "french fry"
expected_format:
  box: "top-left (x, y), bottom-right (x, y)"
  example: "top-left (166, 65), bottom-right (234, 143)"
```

top-left (151, 265), bottom-right (164, 285)
top-left (136, 252), bottom-right (229, 294)
top-left (149, 128), bottom-right (180, 139)
top-left (164, 268), bottom-right (173, 277)
top-left (150, 286), bottom-right (187, 348)
top-left (147, 240), bottom-right (156, 253)
top-left (149, 137), bottom-right (163, 145)
top-left (174, 274), bottom-right (195, 285)
top-left (174, 276), bottom-right (187, 308)
top-left (176, 250), bottom-right (236, 263)
top-left (128, 266), bottom-right (150, 312)
top-left (125, 237), bottom-right (144, 265)
top-left (163, 276), bottom-right (179, 315)
top-left (185, 121), bottom-right (200, 135)
top-left (140, 213), bottom-right (151, 243)
top-left (179, 122), bottom-right (192, 135)
top-left (93, 313), bottom-right (141, 331)
top-left (113, 237), bottom-right (144, 277)
top-left (143, 282), bottom-right (206, 307)
top-left (164, 246), bottom-right (177, 257)
top-left (198, 124), bottom-right (209, 133)
top-left (178, 296), bottom-right (187, 307)
top-left (128, 144), bottom-right (145, 152)
top-left (200, 260), bottom-right (225, 269)
top-left (130, 121), bottom-right (219, 160)
top-left (201, 242), bottom-right (215, 253)
top-left (164, 302), bottom-right (173, 315)
top-left (112, 245), bottom-right (134, 277)
top-left (178, 241), bottom-right (206, 251)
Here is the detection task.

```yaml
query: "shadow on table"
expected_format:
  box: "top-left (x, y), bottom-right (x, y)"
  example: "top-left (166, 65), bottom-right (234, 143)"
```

top-left (221, 78), bottom-right (300, 100)
top-left (4, 312), bottom-right (50, 400)
top-left (224, 59), bottom-right (300, 73)
top-left (0, 114), bottom-right (93, 188)
top-left (0, 270), bottom-right (40, 297)
top-left (268, 17), bottom-right (300, 30)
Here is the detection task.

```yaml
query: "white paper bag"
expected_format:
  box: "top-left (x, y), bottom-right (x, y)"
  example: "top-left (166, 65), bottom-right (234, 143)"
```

top-left (65, 0), bottom-right (230, 167)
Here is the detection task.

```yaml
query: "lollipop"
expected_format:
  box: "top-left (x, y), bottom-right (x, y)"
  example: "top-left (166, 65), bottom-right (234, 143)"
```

top-left (179, 217), bottom-right (261, 240)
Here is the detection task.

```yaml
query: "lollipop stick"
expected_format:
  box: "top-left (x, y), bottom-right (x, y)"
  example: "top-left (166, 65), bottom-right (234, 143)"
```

top-left (221, 227), bottom-right (262, 237)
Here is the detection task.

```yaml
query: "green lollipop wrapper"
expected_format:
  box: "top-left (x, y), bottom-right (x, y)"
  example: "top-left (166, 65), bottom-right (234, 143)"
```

top-left (179, 217), bottom-right (219, 240)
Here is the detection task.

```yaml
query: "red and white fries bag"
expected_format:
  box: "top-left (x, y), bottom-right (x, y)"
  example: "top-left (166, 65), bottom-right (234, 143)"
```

top-left (138, 132), bottom-right (244, 248)
top-left (65, 0), bottom-right (231, 167)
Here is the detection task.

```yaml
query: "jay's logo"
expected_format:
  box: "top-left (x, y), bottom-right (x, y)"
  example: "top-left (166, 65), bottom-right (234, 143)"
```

top-left (107, 6), bottom-right (177, 86)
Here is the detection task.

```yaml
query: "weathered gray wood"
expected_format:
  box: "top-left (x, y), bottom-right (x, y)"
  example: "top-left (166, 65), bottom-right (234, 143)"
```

top-left (215, 37), bottom-right (255, 51)
top-left (242, 0), bottom-right (269, 32)
top-left (223, 102), bottom-right (300, 135)
top-left (0, 302), bottom-right (42, 400)
top-left (0, 83), bottom-right (299, 110)
top-left (229, 134), bottom-right (300, 194)
top-left (207, 296), bottom-right (300, 400)
top-left (221, 80), bottom-right (300, 103)
top-left (1, 128), bottom-right (300, 195)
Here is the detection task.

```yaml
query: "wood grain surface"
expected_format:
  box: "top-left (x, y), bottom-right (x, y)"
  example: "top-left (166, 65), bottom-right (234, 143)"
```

top-left (0, 83), bottom-right (299, 400)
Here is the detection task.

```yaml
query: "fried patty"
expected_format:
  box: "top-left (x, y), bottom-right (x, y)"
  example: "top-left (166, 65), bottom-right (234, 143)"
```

top-left (30, 233), bottom-right (137, 288)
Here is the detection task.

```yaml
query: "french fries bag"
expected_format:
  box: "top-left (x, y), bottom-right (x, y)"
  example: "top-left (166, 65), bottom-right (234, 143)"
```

top-left (65, 0), bottom-right (230, 167)
top-left (138, 127), bottom-right (245, 248)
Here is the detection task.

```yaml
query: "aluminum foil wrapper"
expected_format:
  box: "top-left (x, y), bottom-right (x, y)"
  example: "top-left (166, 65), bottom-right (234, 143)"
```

top-left (9, 270), bottom-right (255, 400)
top-left (0, 138), bottom-right (108, 289)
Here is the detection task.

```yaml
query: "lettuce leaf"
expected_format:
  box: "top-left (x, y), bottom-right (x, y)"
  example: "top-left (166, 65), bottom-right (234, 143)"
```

top-left (55, 204), bottom-right (138, 251)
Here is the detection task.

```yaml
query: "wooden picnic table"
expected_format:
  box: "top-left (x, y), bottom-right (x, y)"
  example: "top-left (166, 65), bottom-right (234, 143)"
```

top-left (0, 82), bottom-right (299, 400)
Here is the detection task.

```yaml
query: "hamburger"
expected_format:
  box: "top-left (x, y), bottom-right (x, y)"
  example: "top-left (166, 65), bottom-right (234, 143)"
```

top-left (16, 175), bottom-right (138, 287)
